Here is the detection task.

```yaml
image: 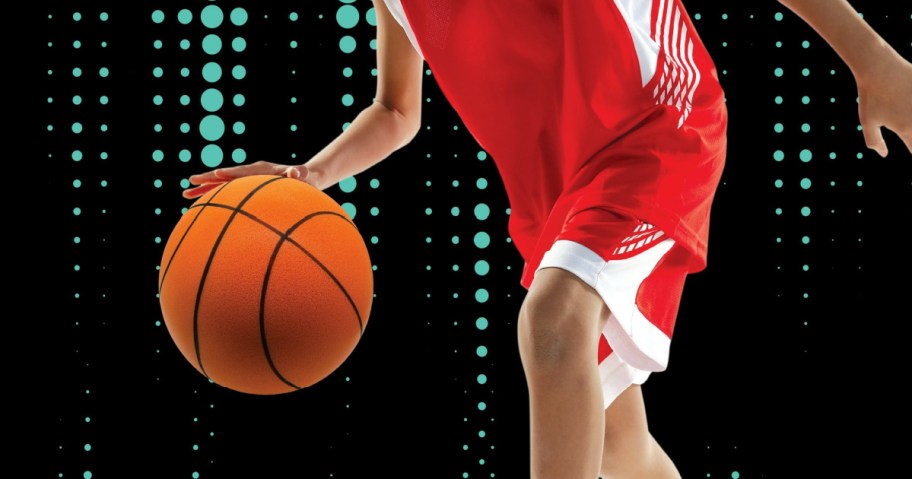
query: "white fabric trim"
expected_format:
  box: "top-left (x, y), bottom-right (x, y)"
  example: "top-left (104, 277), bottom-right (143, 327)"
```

top-left (535, 239), bottom-right (675, 373)
top-left (613, 0), bottom-right (660, 87)
top-left (598, 352), bottom-right (651, 409)
top-left (382, 0), bottom-right (425, 59)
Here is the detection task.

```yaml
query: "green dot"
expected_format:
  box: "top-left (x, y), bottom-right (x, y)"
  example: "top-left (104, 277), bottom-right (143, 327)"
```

top-left (801, 123), bottom-right (811, 133)
top-left (801, 207), bottom-right (811, 217)
top-left (72, 123), bottom-right (83, 134)
top-left (800, 150), bottom-right (813, 162)
top-left (152, 150), bottom-right (164, 162)
top-left (153, 39), bottom-right (163, 49)
top-left (475, 289), bottom-right (489, 303)
top-left (153, 67), bottom-right (164, 78)
top-left (153, 95), bottom-right (164, 106)
top-left (201, 144), bottom-right (224, 167)
top-left (290, 12), bottom-right (299, 21)
top-left (775, 41), bottom-right (782, 48)
top-left (478, 402), bottom-right (487, 411)
top-left (774, 179), bottom-right (783, 188)
top-left (74, 237), bottom-right (81, 244)
top-left (774, 12), bottom-right (783, 21)
top-left (340, 36), bottom-right (356, 53)
top-left (84, 472), bottom-right (92, 479)
top-left (232, 149), bottom-right (247, 164)
top-left (233, 94), bottom-right (246, 107)
top-left (233, 65), bottom-right (247, 80)
top-left (477, 151), bottom-right (488, 161)
top-left (73, 179), bottom-right (82, 188)
top-left (775, 208), bottom-right (783, 216)
top-left (233, 121), bottom-right (246, 134)
top-left (290, 40), bottom-right (298, 49)
top-left (200, 115), bottom-right (225, 141)
top-left (476, 345), bottom-right (488, 357)
top-left (774, 96), bottom-right (783, 105)
top-left (341, 202), bottom-right (357, 219)
top-left (474, 203), bottom-right (490, 220)
top-left (343, 67), bottom-right (353, 77)
top-left (201, 89), bottom-right (224, 112)
top-left (477, 374), bottom-right (487, 384)
top-left (73, 67), bottom-right (82, 77)
top-left (476, 178), bottom-right (488, 189)
top-left (151, 10), bottom-right (164, 23)
top-left (450, 206), bottom-right (460, 216)
top-left (73, 207), bottom-right (82, 216)
top-left (72, 95), bottom-right (82, 105)
top-left (100, 12), bottom-right (109, 21)
top-left (231, 8), bottom-right (248, 26)
top-left (192, 472), bottom-right (200, 479)
top-left (474, 260), bottom-right (490, 276)
top-left (203, 34), bottom-right (222, 55)
top-left (800, 178), bottom-right (812, 189)
top-left (802, 96), bottom-right (810, 104)
top-left (425, 208), bottom-right (432, 215)
top-left (476, 317), bottom-right (488, 330)
top-left (802, 68), bottom-right (810, 76)
top-left (339, 177), bottom-right (357, 193)
top-left (178, 9), bottom-right (193, 24)
top-left (802, 236), bottom-right (810, 245)
top-left (451, 236), bottom-right (460, 245)
top-left (180, 39), bottom-right (191, 50)
top-left (370, 179), bottom-right (380, 188)
top-left (774, 67), bottom-right (784, 77)
top-left (180, 123), bottom-right (191, 133)
top-left (179, 150), bottom-right (192, 162)
top-left (474, 232), bottom-right (491, 248)
top-left (342, 94), bottom-right (354, 106)
top-left (154, 179), bottom-right (163, 188)
top-left (774, 123), bottom-right (784, 133)
top-left (773, 150), bottom-right (785, 162)
top-left (201, 5), bottom-right (224, 28)
top-left (857, 180), bottom-right (863, 187)
top-left (233, 37), bottom-right (247, 52)
top-left (337, 5), bottom-right (360, 29)
top-left (370, 207), bottom-right (379, 216)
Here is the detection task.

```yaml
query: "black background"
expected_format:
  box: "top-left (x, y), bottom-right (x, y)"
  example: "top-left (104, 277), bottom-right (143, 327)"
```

top-left (37, 1), bottom-right (911, 477)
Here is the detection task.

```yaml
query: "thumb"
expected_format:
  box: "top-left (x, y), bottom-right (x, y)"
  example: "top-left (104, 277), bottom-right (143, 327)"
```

top-left (861, 116), bottom-right (888, 158)
top-left (283, 165), bottom-right (308, 180)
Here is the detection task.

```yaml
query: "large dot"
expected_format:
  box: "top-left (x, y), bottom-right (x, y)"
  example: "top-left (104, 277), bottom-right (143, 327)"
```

top-left (800, 149), bottom-right (813, 162)
top-left (474, 260), bottom-right (490, 276)
top-left (231, 8), bottom-right (248, 26)
top-left (800, 178), bottom-right (812, 189)
top-left (201, 145), bottom-right (224, 167)
top-left (203, 63), bottom-right (222, 82)
top-left (476, 345), bottom-right (488, 357)
top-left (201, 5), bottom-right (224, 28)
top-left (232, 37), bottom-right (247, 52)
top-left (233, 121), bottom-right (246, 134)
top-left (342, 94), bottom-right (354, 106)
top-left (773, 150), bottom-right (785, 162)
top-left (203, 34), bottom-right (222, 55)
top-left (200, 115), bottom-right (225, 141)
top-left (339, 177), bottom-right (357, 193)
top-left (476, 317), bottom-right (488, 330)
top-left (801, 207), bottom-right (811, 217)
top-left (233, 94), bottom-right (246, 107)
top-left (475, 289), bottom-right (489, 303)
top-left (201, 89), bottom-right (224, 112)
top-left (341, 202), bottom-right (357, 219)
top-left (232, 65), bottom-right (247, 80)
top-left (474, 232), bottom-right (491, 248)
top-left (232, 149), bottom-right (247, 164)
top-left (337, 5), bottom-right (360, 29)
top-left (178, 9), bottom-right (193, 24)
top-left (474, 203), bottom-right (490, 220)
top-left (340, 36), bottom-right (356, 53)
top-left (151, 10), bottom-right (164, 23)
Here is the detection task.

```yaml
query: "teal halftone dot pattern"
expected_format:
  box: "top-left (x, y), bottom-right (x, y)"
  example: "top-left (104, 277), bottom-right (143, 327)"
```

top-left (201, 5), bottom-right (224, 28)
top-left (201, 89), bottom-right (224, 112)
top-left (230, 7), bottom-right (248, 26)
top-left (340, 36), bottom-right (356, 53)
top-left (178, 9), bottom-right (193, 24)
top-left (337, 5), bottom-right (360, 29)
top-left (339, 177), bottom-right (357, 193)
top-left (200, 115), bottom-right (225, 141)
top-left (202, 35), bottom-right (222, 55)
top-left (201, 144), bottom-right (223, 167)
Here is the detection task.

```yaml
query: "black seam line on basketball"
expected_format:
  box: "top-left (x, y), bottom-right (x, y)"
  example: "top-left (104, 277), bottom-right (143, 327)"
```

top-left (184, 203), bottom-right (365, 334)
top-left (158, 182), bottom-right (232, 293)
top-left (257, 211), bottom-right (367, 390)
top-left (259, 237), bottom-right (303, 390)
top-left (192, 176), bottom-right (287, 379)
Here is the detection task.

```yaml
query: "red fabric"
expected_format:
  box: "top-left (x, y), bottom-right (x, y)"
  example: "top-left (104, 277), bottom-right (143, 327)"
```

top-left (399, 0), bottom-right (728, 290)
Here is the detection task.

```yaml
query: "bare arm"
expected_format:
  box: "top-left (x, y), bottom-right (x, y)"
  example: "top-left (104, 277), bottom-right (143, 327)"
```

top-left (303, 0), bottom-right (424, 190)
top-left (185, 0), bottom-right (424, 197)
top-left (778, 0), bottom-right (912, 156)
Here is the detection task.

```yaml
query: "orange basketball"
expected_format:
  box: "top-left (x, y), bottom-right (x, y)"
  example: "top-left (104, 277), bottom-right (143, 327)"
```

top-left (158, 175), bottom-right (373, 394)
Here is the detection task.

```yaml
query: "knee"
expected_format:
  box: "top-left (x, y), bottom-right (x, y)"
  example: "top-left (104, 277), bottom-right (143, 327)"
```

top-left (517, 289), bottom-right (597, 366)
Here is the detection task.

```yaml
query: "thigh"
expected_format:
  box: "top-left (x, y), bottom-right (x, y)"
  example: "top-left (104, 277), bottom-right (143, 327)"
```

top-left (520, 267), bottom-right (611, 349)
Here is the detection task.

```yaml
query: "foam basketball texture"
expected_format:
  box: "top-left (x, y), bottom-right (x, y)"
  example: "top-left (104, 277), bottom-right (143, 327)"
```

top-left (158, 175), bottom-right (374, 395)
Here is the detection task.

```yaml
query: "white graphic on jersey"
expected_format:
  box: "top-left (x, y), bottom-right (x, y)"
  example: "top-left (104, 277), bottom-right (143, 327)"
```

top-left (652, 0), bottom-right (701, 128)
top-left (612, 0), bottom-right (661, 87)
top-left (611, 222), bottom-right (665, 257)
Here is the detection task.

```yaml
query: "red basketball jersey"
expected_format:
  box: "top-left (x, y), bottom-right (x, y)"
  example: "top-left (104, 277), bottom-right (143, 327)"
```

top-left (391, 0), bottom-right (728, 288)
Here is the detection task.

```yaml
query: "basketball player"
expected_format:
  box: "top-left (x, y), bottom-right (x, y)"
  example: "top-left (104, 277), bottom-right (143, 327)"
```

top-left (185, 1), bottom-right (912, 477)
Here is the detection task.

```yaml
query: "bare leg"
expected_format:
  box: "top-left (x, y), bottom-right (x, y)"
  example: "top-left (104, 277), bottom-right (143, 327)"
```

top-left (599, 385), bottom-right (680, 479)
top-left (517, 267), bottom-right (611, 479)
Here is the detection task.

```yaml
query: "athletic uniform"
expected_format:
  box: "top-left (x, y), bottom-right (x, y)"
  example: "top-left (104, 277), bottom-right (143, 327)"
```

top-left (383, 0), bottom-right (728, 408)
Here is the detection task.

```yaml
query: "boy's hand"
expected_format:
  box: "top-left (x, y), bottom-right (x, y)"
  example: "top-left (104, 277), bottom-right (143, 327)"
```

top-left (855, 51), bottom-right (912, 158)
top-left (183, 161), bottom-right (322, 199)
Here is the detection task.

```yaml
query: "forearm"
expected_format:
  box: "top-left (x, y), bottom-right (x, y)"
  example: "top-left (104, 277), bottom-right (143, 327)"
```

top-left (304, 101), bottom-right (419, 190)
top-left (777, 0), bottom-right (898, 77)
